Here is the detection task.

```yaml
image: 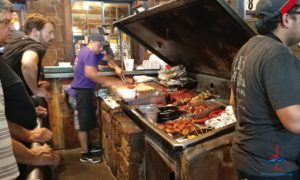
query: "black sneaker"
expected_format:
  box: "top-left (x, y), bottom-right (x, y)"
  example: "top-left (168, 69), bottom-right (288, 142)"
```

top-left (80, 152), bottom-right (102, 163)
top-left (88, 144), bottom-right (102, 153)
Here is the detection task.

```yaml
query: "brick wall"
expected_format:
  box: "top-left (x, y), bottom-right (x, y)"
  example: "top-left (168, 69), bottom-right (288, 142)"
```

top-left (100, 101), bottom-right (145, 180)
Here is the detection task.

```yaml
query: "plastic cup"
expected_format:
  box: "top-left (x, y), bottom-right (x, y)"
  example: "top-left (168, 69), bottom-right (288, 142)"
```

top-left (124, 59), bottom-right (134, 71)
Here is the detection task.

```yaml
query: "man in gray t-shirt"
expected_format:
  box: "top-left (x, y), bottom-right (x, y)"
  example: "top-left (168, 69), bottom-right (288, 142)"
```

top-left (231, 0), bottom-right (300, 179)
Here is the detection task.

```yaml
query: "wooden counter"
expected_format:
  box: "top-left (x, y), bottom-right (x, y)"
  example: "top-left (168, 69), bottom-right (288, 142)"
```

top-left (47, 78), bottom-right (79, 149)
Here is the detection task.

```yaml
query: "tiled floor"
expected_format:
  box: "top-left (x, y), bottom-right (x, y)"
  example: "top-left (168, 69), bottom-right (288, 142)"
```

top-left (52, 148), bottom-right (116, 180)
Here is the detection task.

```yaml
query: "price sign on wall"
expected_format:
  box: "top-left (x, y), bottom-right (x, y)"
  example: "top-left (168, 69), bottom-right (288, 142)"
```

top-left (245, 0), bottom-right (258, 11)
top-left (245, 0), bottom-right (258, 18)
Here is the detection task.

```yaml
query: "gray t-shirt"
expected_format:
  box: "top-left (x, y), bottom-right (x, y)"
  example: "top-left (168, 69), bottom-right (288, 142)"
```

top-left (231, 35), bottom-right (300, 176)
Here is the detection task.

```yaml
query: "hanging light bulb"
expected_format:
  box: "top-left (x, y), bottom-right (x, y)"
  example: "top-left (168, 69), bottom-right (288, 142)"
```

top-left (12, 12), bottom-right (20, 31)
top-left (13, 21), bottom-right (20, 31)
top-left (83, 2), bottom-right (90, 10)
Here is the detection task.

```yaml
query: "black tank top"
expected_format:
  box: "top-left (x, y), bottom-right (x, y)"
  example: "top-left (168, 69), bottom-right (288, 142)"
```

top-left (2, 36), bottom-right (46, 95)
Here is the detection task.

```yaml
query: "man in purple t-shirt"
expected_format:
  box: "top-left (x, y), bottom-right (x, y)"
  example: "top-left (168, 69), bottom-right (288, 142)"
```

top-left (70, 33), bottom-right (123, 163)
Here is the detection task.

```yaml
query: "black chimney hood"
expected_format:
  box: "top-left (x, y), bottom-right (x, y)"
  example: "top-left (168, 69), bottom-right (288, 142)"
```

top-left (114, 0), bottom-right (256, 79)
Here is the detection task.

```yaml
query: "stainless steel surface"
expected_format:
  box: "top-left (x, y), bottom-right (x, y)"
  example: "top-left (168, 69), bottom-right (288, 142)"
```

top-left (43, 66), bottom-right (74, 79)
top-left (131, 109), bottom-right (184, 149)
top-left (44, 73), bottom-right (74, 79)
top-left (114, 0), bottom-right (255, 79)
top-left (43, 70), bottom-right (159, 79)
top-left (43, 66), bottom-right (73, 73)
top-left (137, 105), bottom-right (160, 122)
top-left (26, 118), bottom-right (43, 180)
top-left (99, 70), bottom-right (159, 76)
top-left (127, 106), bottom-right (235, 150)
top-left (196, 74), bottom-right (231, 100)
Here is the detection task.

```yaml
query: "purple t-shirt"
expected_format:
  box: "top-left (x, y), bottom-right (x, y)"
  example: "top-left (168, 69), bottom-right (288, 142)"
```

top-left (64, 84), bottom-right (76, 98)
top-left (71, 47), bottom-right (104, 89)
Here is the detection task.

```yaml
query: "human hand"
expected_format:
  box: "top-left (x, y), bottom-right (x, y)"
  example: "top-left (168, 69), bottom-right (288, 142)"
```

top-left (35, 105), bottom-right (48, 118)
top-left (35, 88), bottom-right (51, 102)
top-left (114, 66), bottom-right (124, 77)
top-left (28, 128), bottom-right (53, 143)
top-left (29, 144), bottom-right (61, 166)
top-left (38, 81), bottom-right (49, 89)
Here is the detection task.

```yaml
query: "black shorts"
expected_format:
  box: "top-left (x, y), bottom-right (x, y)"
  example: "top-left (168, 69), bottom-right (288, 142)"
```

top-left (75, 89), bottom-right (97, 131)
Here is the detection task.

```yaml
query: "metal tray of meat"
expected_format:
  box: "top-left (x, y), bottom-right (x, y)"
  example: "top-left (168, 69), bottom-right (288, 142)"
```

top-left (183, 100), bottom-right (225, 119)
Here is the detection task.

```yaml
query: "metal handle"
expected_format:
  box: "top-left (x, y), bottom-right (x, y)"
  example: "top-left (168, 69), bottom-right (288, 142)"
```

top-left (26, 118), bottom-right (44, 180)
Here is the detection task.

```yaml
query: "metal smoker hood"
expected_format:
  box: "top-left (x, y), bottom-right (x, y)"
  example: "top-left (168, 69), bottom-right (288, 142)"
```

top-left (114, 0), bottom-right (256, 79)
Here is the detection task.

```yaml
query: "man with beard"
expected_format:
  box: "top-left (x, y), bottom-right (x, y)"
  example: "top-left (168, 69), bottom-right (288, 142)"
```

top-left (3, 13), bottom-right (55, 103)
top-left (230, 0), bottom-right (300, 179)
top-left (0, 2), bottom-right (60, 180)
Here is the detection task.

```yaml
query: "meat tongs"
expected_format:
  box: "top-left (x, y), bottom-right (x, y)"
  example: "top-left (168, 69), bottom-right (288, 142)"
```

top-left (120, 75), bottom-right (128, 85)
